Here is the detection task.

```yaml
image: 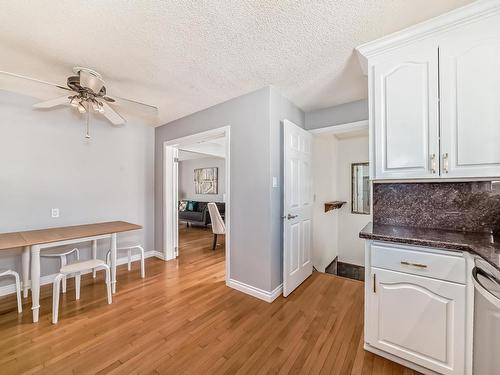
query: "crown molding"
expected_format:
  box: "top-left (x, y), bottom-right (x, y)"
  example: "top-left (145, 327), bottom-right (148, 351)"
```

top-left (356, 0), bottom-right (500, 74)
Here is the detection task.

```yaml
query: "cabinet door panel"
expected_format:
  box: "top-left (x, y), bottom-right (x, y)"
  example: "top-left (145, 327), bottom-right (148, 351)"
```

top-left (440, 14), bottom-right (500, 177)
top-left (367, 268), bottom-right (465, 375)
top-left (372, 41), bottom-right (439, 179)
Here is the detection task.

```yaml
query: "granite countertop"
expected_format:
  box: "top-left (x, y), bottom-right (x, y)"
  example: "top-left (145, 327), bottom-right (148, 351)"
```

top-left (359, 222), bottom-right (500, 271)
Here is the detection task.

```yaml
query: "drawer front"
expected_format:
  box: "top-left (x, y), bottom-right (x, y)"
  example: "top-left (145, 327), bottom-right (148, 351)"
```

top-left (371, 242), bottom-right (466, 284)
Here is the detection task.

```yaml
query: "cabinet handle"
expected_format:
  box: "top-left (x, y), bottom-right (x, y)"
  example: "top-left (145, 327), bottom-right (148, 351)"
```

top-left (443, 153), bottom-right (449, 174)
top-left (401, 261), bottom-right (428, 269)
top-left (430, 153), bottom-right (436, 174)
top-left (373, 273), bottom-right (376, 293)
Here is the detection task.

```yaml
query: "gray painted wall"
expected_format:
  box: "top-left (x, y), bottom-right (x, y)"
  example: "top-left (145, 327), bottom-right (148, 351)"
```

top-left (179, 157), bottom-right (225, 202)
top-left (155, 87), bottom-right (274, 291)
top-left (305, 99), bottom-right (368, 130)
top-left (269, 87), bottom-right (305, 289)
top-left (0, 84), bottom-right (364, 295)
top-left (155, 87), bottom-right (304, 292)
top-left (0, 90), bottom-right (155, 286)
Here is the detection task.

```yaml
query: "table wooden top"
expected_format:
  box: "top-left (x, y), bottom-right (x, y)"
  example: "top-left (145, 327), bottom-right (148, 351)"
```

top-left (0, 221), bottom-right (142, 250)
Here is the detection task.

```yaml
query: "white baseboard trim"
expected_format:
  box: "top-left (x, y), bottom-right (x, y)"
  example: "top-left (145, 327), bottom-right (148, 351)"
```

top-left (152, 250), bottom-right (166, 260)
top-left (270, 283), bottom-right (283, 301)
top-left (227, 278), bottom-right (282, 303)
top-left (0, 251), bottom-right (157, 297)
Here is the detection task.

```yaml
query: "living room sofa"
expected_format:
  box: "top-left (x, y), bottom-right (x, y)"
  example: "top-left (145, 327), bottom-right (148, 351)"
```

top-left (178, 201), bottom-right (225, 227)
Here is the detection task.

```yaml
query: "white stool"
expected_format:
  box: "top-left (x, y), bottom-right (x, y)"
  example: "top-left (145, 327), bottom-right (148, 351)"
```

top-left (41, 247), bottom-right (79, 293)
top-left (52, 259), bottom-right (112, 324)
top-left (0, 269), bottom-right (22, 313)
top-left (106, 244), bottom-right (145, 278)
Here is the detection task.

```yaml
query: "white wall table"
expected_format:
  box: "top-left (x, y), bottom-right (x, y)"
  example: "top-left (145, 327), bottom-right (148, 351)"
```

top-left (0, 221), bottom-right (142, 322)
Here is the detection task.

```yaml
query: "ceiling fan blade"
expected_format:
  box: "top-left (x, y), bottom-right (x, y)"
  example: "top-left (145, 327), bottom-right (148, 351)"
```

top-left (108, 94), bottom-right (158, 116)
top-left (0, 71), bottom-right (70, 91)
top-left (33, 96), bottom-right (71, 109)
top-left (101, 101), bottom-right (126, 125)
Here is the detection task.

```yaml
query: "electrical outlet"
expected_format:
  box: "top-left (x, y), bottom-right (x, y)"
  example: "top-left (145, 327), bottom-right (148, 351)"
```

top-left (51, 208), bottom-right (60, 218)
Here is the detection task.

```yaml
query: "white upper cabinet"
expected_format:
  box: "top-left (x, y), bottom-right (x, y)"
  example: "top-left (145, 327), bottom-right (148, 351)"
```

top-left (439, 13), bottom-right (500, 178)
top-left (372, 41), bottom-right (439, 179)
top-left (357, 2), bottom-right (500, 180)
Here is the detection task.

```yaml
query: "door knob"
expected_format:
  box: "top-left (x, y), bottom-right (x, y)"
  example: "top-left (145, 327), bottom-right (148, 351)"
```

top-left (287, 214), bottom-right (298, 220)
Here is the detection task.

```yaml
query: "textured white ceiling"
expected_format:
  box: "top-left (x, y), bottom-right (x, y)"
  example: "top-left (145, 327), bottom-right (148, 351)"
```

top-left (0, 0), bottom-right (472, 126)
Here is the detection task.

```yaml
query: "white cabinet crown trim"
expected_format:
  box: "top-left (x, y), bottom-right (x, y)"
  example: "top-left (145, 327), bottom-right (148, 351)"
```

top-left (358, 0), bottom-right (500, 181)
top-left (356, 0), bottom-right (500, 74)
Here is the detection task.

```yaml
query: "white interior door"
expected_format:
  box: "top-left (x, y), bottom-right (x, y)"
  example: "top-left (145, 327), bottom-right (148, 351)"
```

top-left (283, 119), bottom-right (313, 297)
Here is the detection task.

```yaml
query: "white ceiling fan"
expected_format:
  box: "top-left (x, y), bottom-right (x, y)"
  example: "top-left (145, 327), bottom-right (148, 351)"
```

top-left (0, 67), bottom-right (158, 138)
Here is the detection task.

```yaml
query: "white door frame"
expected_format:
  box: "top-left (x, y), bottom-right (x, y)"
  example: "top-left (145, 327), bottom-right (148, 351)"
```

top-left (163, 126), bottom-right (231, 282)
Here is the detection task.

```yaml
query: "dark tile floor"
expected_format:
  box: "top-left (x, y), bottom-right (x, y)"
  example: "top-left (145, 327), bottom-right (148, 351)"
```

top-left (325, 257), bottom-right (365, 281)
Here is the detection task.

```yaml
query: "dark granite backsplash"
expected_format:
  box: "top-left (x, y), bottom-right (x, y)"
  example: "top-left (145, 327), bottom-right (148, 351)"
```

top-left (373, 182), bottom-right (500, 233)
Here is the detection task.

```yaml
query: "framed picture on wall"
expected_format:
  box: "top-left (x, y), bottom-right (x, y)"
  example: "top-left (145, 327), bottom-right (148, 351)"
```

top-left (194, 167), bottom-right (218, 194)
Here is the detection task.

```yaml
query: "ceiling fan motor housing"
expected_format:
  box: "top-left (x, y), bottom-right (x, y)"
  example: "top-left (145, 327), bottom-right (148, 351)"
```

top-left (70, 67), bottom-right (105, 94)
top-left (67, 76), bottom-right (82, 91)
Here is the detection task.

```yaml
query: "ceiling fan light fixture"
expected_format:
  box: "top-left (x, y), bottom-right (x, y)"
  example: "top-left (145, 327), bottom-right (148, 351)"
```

top-left (91, 100), bottom-right (100, 112)
top-left (69, 96), bottom-right (78, 107)
top-left (77, 101), bottom-right (86, 114)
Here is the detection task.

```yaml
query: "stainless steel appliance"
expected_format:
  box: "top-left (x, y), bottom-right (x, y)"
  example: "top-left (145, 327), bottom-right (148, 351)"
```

top-left (472, 258), bottom-right (500, 375)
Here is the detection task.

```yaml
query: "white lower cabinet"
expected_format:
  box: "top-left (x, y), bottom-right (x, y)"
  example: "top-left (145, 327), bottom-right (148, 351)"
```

top-left (365, 242), bottom-right (468, 374)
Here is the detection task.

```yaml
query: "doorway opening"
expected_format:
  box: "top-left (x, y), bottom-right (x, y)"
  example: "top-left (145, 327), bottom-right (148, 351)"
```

top-left (282, 119), bottom-right (371, 297)
top-left (163, 126), bottom-right (230, 283)
top-left (310, 121), bottom-right (371, 282)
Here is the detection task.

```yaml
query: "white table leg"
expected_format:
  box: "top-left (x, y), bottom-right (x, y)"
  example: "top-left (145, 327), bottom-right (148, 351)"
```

top-left (21, 246), bottom-right (30, 298)
top-left (31, 245), bottom-right (41, 323)
top-left (61, 255), bottom-right (67, 293)
top-left (92, 240), bottom-right (97, 278)
top-left (111, 233), bottom-right (117, 294)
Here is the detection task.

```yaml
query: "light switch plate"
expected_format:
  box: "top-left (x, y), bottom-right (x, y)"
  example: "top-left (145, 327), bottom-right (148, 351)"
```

top-left (272, 177), bottom-right (279, 188)
top-left (51, 208), bottom-right (60, 218)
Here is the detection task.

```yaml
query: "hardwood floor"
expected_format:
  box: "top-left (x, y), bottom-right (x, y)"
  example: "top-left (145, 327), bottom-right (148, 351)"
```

top-left (0, 225), bottom-right (420, 374)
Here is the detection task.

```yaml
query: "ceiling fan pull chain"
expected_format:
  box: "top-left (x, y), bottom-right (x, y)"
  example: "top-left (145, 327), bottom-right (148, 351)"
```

top-left (85, 105), bottom-right (91, 139)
